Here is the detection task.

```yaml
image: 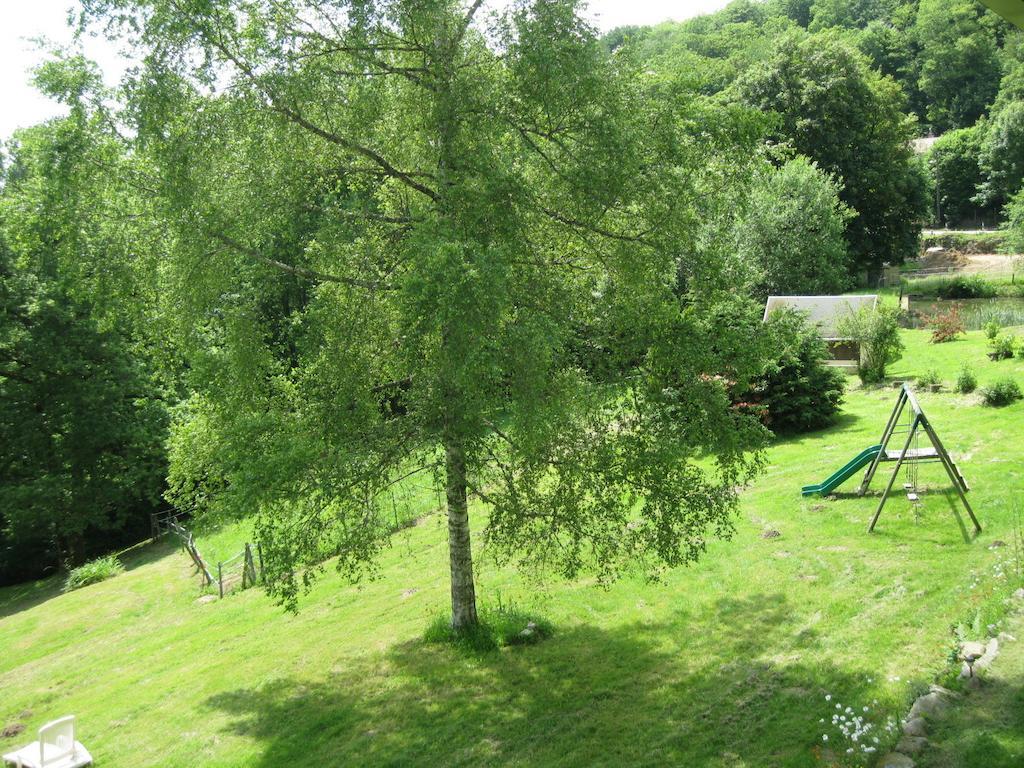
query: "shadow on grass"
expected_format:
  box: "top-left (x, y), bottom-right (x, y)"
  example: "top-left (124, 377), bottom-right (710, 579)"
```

top-left (0, 576), bottom-right (64, 620)
top-left (119, 536), bottom-right (181, 573)
top-left (204, 593), bottom-right (878, 766)
top-left (921, 674), bottom-right (1024, 768)
top-left (771, 412), bottom-right (865, 449)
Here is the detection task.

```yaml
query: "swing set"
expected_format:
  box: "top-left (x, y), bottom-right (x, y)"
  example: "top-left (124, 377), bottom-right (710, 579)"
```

top-left (803, 383), bottom-right (981, 534)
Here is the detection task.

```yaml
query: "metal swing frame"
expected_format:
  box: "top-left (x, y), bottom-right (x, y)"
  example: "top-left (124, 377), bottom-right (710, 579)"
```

top-left (858, 383), bottom-right (981, 534)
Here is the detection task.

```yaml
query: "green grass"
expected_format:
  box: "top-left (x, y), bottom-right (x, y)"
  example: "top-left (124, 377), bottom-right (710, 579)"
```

top-left (2, 329), bottom-right (1024, 767)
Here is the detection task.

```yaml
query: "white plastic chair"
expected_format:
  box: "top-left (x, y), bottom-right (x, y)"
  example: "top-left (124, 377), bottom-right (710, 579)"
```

top-left (2, 716), bottom-right (93, 768)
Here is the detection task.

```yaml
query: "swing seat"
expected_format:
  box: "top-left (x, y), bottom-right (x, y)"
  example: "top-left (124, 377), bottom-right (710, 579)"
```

top-left (885, 447), bottom-right (939, 461)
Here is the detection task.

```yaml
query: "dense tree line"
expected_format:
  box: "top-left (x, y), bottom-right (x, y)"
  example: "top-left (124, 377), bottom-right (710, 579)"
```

top-left (611, 0), bottom-right (1024, 231)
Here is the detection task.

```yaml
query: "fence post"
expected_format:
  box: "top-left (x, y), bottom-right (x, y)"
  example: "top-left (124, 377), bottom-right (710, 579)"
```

top-left (243, 544), bottom-right (250, 590)
top-left (218, 562), bottom-right (224, 599)
top-left (256, 541), bottom-right (264, 583)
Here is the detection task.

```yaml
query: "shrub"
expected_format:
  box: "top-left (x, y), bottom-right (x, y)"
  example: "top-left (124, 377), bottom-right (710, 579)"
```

top-left (918, 369), bottom-right (941, 388)
top-left (991, 333), bottom-right (1017, 360)
top-left (936, 276), bottom-right (996, 299)
top-left (981, 378), bottom-right (1022, 407)
top-left (837, 305), bottom-right (905, 385)
top-left (928, 303), bottom-right (964, 343)
top-left (956, 365), bottom-right (978, 394)
top-left (63, 554), bottom-right (124, 592)
top-left (984, 319), bottom-right (1002, 342)
top-left (903, 275), bottom-right (997, 299)
top-left (751, 309), bottom-right (845, 434)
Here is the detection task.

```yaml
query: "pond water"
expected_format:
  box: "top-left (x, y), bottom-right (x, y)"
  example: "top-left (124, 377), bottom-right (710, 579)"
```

top-left (905, 297), bottom-right (1024, 330)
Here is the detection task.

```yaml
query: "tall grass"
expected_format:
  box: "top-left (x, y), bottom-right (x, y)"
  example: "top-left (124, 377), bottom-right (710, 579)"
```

top-left (63, 554), bottom-right (125, 592)
top-left (970, 304), bottom-right (1024, 328)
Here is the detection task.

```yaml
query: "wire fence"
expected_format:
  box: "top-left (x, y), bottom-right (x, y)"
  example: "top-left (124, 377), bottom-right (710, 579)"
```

top-left (150, 511), bottom-right (263, 599)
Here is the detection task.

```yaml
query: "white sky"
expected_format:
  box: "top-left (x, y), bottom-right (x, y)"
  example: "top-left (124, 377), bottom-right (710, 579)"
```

top-left (0, 0), bottom-right (732, 140)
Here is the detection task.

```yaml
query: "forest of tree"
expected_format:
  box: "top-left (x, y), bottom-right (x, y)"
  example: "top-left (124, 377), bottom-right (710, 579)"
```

top-left (2, 0), bottom-right (1024, 632)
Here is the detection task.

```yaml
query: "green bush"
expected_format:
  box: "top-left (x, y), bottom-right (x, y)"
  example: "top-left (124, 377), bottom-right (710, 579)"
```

top-left (955, 365), bottom-right (978, 394)
top-left (980, 378), bottom-right (1022, 407)
top-left (751, 309), bottom-right (845, 434)
top-left (837, 305), bottom-right (904, 384)
top-left (991, 333), bottom-right (1017, 360)
top-left (63, 554), bottom-right (125, 592)
top-left (424, 602), bottom-right (553, 653)
top-left (984, 319), bottom-right (1002, 341)
top-left (918, 369), bottom-right (942, 388)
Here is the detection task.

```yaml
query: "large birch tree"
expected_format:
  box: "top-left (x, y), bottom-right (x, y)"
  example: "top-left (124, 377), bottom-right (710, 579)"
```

top-left (84, 0), bottom-right (772, 630)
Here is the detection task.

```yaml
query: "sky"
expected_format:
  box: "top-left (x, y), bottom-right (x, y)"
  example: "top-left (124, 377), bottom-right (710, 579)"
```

top-left (0, 0), bottom-right (732, 140)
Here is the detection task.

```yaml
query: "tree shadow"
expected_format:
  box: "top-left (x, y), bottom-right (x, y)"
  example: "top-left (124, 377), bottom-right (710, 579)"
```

top-left (119, 536), bottom-right (181, 573)
top-left (0, 576), bottom-right (64, 620)
top-left (771, 412), bottom-right (864, 449)
top-left (923, 673), bottom-right (1024, 768)
top-left (204, 593), bottom-right (878, 766)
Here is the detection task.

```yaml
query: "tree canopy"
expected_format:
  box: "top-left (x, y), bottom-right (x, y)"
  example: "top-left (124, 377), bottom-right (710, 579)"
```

top-left (734, 30), bottom-right (927, 275)
top-left (74, 0), bottom-right (777, 629)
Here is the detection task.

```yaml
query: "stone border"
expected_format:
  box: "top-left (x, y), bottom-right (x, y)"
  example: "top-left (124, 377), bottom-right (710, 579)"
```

top-left (877, 587), bottom-right (1024, 768)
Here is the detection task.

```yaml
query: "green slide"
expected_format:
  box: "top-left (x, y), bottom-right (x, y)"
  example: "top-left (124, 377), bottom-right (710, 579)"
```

top-left (801, 445), bottom-right (883, 497)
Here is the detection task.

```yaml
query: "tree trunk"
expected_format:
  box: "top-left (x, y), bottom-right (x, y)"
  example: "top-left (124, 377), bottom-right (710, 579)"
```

top-left (444, 433), bottom-right (478, 630)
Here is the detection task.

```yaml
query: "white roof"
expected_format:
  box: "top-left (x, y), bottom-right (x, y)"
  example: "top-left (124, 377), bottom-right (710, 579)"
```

top-left (763, 295), bottom-right (878, 340)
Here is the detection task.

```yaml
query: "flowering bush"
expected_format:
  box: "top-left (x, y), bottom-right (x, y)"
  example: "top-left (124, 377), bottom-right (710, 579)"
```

top-left (927, 304), bottom-right (965, 343)
top-left (815, 693), bottom-right (897, 767)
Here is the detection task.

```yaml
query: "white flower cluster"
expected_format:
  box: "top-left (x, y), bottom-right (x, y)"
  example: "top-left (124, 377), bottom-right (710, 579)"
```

top-left (820, 693), bottom-right (896, 764)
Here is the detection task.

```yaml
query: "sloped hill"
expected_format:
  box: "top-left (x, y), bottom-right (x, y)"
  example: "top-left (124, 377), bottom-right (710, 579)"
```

top-left (2, 328), bottom-right (1023, 767)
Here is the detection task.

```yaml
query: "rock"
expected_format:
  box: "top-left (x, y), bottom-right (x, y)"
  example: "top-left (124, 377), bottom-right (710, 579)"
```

top-left (1013, 588), bottom-right (1024, 600)
top-left (195, 594), bottom-right (217, 605)
top-left (1, 723), bottom-right (26, 739)
top-left (998, 632), bottom-right (1016, 643)
top-left (902, 717), bottom-right (927, 737)
top-left (908, 689), bottom-right (954, 720)
top-left (896, 736), bottom-right (929, 754)
top-left (761, 529), bottom-right (781, 539)
top-left (879, 752), bottom-right (915, 768)
top-left (518, 627), bottom-right (534, 638)
top-left (974, 638), bottom-right (999, 671)
top-left (988, 540), bottom-right (1007, 549)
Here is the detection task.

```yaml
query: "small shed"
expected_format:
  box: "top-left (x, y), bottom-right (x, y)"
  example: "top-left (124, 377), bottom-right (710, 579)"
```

top-left (763, 295), bottom-right (879, 369)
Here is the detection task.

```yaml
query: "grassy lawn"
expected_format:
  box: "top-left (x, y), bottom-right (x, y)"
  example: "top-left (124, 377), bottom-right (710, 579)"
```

top-left (2, 328), bottom-right (1023, 767)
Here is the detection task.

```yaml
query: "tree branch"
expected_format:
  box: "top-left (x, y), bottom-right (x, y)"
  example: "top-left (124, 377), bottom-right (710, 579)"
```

top-left (208, 231), bottom-right (389, 290)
